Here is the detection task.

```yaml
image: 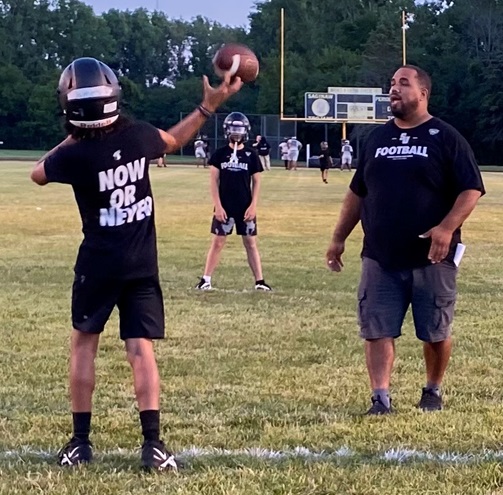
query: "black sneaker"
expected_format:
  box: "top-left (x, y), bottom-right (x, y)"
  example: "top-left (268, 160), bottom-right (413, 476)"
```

top-left (418, 388), bottom-right (443, 411)
top-left (365, 396), bottom-right (393, 415)
top-left (195, 277), bottom-right (212, 290)
top-left (57, 437), bottom-right (93, 466)
top-left (255, 280), bottom-right (272, 291)
top-left (141, 440), bottom-right (182, 472)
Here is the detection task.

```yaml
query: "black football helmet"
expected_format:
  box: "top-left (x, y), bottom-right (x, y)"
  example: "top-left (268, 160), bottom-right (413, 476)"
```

top-left (58, 57), bottom-right (121, 129)
top-left (223, 112), bottom-right (250, 143)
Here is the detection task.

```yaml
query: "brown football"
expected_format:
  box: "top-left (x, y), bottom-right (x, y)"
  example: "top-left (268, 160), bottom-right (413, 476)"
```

top-left (212, 43), bottom-right (259, 83)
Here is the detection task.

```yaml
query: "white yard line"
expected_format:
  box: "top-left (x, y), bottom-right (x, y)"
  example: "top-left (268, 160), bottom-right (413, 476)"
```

top-left (2, 445), bottom-right (503, 464)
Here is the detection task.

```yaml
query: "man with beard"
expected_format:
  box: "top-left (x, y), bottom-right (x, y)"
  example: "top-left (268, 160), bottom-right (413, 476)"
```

top-left (325, 65), bottom-right (484, 415)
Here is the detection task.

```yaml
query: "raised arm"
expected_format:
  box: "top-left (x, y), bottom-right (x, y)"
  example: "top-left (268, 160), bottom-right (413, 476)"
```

top-left (159, 74), bottom-right (242, 153)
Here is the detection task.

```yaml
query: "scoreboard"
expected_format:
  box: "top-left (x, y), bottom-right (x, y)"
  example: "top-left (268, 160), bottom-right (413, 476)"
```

top-left (305, 88), bottom-right (393, 123)
top-left (374, 94), bottom-right (393, 120)
top-left (304, 92), bottom-right (335, 120)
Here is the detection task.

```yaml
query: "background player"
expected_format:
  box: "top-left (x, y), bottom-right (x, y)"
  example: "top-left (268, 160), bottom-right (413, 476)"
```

top-left (195, 112), bottom-right (272, 292)
top-left (340, 139), bottom-right (353, 171)
top-left (287, 136), bottom-right (302, 170)
top-left (317, 141), bottom-right (332, 184)
top-left (252, 134), bottom-right (271, 171)
top-left (194, 135), bottom-right (207, 167)
top-left (279, 137), bottom-right (289, 169)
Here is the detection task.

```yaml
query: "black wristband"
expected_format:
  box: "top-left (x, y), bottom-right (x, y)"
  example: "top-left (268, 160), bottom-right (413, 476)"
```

top-left (198, 104), bottom-right (212, 118)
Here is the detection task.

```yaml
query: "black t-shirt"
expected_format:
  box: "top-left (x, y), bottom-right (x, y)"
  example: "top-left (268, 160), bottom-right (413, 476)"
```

top-left (319, 149), bottom-right (331, 168)
top-left (44, 120), bottom-right (166, 279)
top-left (209, 145), bottom-right (263, 214)
top-left (257, 141), bottom-right (271, 156)
top-left (350, 117), bottom-right (485, 269)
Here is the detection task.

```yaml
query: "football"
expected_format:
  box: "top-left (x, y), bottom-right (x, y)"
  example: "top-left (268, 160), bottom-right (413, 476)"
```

top-left (212, 43), bottom-right (259, 83)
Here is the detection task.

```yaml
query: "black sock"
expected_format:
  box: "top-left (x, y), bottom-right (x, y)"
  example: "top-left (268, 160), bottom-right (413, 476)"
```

top-left (256, 279), bottom-right (265, 284)
top-left (140, 410), bottom-right (160, 442)
top-left (72, 412), bottom-right (91, 442)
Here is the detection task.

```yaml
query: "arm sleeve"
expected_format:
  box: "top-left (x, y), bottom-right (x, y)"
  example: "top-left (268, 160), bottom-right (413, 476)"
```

top-left (446, 128), bottom-right (485, 196)
top-left (138, 121), bottom-right (167, 159)
top-left (349, 147), bottom-right (367, 197)
top-left (208, 150), bottom-right (220, 168)
top-left (250, 151), bottom-right (263, 174)
top-left (44, 145), bottom-right (82, 185)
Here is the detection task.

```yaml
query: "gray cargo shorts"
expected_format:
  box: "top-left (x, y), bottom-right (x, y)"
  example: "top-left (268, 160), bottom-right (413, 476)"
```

top-left (357, 257), bottom-right (458, 343)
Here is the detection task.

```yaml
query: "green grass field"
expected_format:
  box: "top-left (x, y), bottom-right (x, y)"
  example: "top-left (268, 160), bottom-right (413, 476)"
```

top-left (1, 161), bottom-right (503, 494)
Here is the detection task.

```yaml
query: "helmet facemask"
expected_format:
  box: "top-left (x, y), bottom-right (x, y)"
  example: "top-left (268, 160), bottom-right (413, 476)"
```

top-left (226, 124), bottom-right (248, 144)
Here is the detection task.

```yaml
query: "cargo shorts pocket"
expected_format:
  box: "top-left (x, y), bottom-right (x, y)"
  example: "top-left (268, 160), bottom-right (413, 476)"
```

top-left (357, 288), bottom-right (368, 326)
top-left (433, 294), bottom-right (456, 331)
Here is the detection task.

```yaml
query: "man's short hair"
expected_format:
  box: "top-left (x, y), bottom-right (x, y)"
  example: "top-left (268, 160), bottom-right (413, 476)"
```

top-left (402, 64), bottom-right (432, 99)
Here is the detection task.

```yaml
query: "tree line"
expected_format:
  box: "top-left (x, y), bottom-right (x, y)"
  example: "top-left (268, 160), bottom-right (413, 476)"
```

top-left (0, 0), bottom-right (502, 164)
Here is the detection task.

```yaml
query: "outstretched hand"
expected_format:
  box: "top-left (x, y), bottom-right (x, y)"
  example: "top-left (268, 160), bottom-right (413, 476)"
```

top-left (201, 73), bottom-right (243, 113)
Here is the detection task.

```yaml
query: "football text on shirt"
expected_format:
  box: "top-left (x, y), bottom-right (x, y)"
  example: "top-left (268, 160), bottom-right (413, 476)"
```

top-left (98, 157), bottom-right (153, 227)
top-left (221, 160), bottom-right (249, 171)
top-left (374, 145), bottom-right (429, 159)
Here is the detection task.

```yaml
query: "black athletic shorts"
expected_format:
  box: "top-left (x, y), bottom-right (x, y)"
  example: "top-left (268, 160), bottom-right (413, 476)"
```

top-left (71, 274), bottom-right (165, 340)
top-left (211, 214), bottom-right (258, 236)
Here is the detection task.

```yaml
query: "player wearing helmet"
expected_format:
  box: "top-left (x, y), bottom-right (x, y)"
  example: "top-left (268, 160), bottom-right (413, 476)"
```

top-left (340, 139), bottom-right (353, 171)
top-left (30, 57), bottom-right (242, 471)
top-left (195, 112), bottom-right (272, 292)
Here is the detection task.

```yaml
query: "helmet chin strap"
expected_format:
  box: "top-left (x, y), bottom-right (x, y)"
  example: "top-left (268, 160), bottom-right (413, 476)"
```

top-left (232, 140), bottom-right (238, 160)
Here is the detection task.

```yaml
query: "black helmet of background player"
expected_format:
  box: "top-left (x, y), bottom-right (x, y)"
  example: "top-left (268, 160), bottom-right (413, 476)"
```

top-left (223, 112), bottom-right (250, 144)
top-left (58, 57), bottom-right (121, 129)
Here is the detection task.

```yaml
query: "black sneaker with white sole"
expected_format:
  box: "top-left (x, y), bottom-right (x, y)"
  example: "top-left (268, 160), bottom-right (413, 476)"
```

top-left (195, 277), bottom-right (212, 290)
top-left (418, 388), bottom-right (443, 411)
top-left (141, 440), bottom-right (182, 472)
top-left (255, 280), bottom-right (272, 291)
top-left (57, 437), bottom-right (93, 466)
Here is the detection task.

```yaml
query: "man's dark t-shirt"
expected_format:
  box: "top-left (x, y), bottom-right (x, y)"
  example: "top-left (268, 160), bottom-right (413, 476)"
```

top-left (257, 141), bottom-right (271, 156)
top-left (208, 145), bottom-right (262, 215)
top-left (350, 117), bottom-right (485, 270)
top-left (44, 120), bottom-right (166, 279)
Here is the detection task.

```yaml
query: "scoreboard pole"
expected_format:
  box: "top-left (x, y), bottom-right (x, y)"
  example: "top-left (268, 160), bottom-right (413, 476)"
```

top-left (402, 11), bottom-right (407, 65)
top-left (280, 8), bottom-right (285, 119)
